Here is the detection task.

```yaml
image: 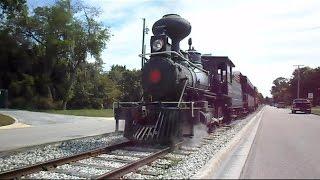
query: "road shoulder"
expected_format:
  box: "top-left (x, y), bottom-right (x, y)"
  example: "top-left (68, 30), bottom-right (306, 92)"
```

top-left (193, 106), bottom-right (265, 179)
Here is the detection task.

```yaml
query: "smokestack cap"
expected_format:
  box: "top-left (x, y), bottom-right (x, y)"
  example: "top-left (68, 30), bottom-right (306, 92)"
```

top-left (152, 14), bottom-right (191, 42)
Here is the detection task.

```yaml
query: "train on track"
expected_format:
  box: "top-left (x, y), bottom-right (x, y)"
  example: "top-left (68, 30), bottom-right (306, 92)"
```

top-left (114, 14), bottom-right (260, 144)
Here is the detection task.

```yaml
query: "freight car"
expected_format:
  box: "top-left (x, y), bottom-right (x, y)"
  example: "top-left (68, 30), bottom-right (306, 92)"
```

top-left (114, 14), bottom-right (259, 144)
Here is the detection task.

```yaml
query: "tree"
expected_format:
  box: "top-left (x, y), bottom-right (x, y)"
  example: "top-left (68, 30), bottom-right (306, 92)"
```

top-left (271, 77), bottom-right (291, 104)
top-left (28, 0), bottom-right (109, 109)
top-left (0, 0), bottom-right (26, 19)
top-left (289, 67), bottom-right (320, 105)
top-left (0, 0), bottom-right (112, 110)
top-left (264, 96), bottom-right (272, 105)
top-left (119, 69), bottom-right (142, 102)
top-left (257, 92), bottom-right (264, 104)
top-left (21, 0), bottom-right (110, 109)
top-left (107, 65), bottom-right (142, 102)
top-left (108, 65), bottom-right (127, 84)
top-left (270, 67), bottom-right (320, 106)
top-left (69, 63), bottom-right (120, 109)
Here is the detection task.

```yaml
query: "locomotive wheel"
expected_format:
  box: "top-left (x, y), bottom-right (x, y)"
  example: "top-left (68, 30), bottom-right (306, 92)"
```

top-left (207, 122), bottom-right (217, 133)
top-left (217, 107), bottom-right (223, 118)
top-left (222, 106), bottom-right (231, 124)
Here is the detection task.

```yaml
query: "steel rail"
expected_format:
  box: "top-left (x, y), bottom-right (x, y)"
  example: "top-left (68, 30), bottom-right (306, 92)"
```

top-left (0, 140), bottom-right (134, 179)
top-left (96, 141), bottom-right (183, 179)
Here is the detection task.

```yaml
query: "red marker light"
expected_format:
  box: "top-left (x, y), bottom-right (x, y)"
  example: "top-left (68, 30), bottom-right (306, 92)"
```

top-left (149, 69), bottom-right (161, 83)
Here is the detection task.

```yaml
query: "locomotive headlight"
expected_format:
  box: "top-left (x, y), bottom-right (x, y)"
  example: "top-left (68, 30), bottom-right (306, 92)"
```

top-left (152, 39), bottom-right (164, 51)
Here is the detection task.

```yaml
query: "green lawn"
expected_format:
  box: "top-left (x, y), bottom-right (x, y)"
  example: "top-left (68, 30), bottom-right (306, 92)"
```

top-left (44, 109), bottom-right (114, 117)
top-left (0, 114), bottom-right (15, 126)
top-left (312, 106), bottom-right (320, 116)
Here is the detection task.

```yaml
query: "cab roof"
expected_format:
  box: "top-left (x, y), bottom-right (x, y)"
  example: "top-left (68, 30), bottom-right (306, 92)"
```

top-left (201, 55), bottom-right (235, 67)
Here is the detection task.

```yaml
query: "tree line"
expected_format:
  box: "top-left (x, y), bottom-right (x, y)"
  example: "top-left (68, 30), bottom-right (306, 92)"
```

top-left (271, 67), bottom-right (320, 105)
top-left (0, 0), bottom-right (142, 110)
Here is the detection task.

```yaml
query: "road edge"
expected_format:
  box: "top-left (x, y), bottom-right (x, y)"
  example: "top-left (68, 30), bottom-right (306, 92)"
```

top-left (192, 106), bottom-right (265, 179)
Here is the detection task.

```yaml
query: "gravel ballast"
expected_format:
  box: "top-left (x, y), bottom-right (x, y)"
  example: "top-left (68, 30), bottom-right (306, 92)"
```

top-left (1, 109), bottom-right (261, 179)
top-left (25, 171), bottom-right (82, 179)
top-left (0, 132), bottom-right (126, 173)
top-left (124, 111), bottom-right (259, 179)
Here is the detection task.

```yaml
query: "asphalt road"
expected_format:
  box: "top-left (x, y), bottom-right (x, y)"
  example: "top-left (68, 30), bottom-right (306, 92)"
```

top-left (241, 106), bottom-right (320, 179)
top-left (0, 109), bottom-right (111, 125)
top-left (0, 109), bottom-right (124, 152)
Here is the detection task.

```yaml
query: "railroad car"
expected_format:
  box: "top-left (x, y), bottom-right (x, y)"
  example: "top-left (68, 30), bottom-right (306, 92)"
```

top-left (114, 14), bottom-right (259, 144)
top-left (238, 72), bottom-right (257, 113)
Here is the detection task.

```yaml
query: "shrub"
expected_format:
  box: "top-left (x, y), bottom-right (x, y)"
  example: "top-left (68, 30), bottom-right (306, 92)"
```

top-left (9, 81), bottom-right (21, 97)
top-left (90, 98), bottom-right (103, 109)
top-left (53, 100), bottom-right (63, 110)
top-left (10, 97), bottom-right (28, 109)
top-left (34, 97), bottom-right (55, 110)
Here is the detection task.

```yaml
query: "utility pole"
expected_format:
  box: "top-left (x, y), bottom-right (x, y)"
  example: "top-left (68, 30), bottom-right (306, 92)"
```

top-left (293, 65), bottom-right (304, 99)
top-left (141, 18), bottom-right (149, 69)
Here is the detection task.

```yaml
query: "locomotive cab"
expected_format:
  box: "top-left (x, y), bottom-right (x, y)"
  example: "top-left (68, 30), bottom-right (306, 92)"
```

top-left (201, 56), bottom-right (235, 95)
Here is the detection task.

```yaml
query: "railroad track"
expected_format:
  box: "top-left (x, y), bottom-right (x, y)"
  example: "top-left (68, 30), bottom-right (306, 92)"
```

top-left (0, 140), bottom-right (182, 179)
top-left (0, 122), bottom-right (237, 179)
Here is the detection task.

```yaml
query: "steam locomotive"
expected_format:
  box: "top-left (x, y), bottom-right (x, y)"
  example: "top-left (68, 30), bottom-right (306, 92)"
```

top-left (114, 14), bottom-right (259, 144)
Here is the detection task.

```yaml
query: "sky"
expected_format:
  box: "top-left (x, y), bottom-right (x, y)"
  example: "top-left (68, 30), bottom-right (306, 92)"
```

top-left (28, 0), bottom-right (320, 97)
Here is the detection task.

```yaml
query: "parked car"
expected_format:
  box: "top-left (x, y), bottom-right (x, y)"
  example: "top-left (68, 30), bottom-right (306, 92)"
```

top-left (291, 98), bottom-right (311, 114)
top-left (277, 102), bottom-right (286, 108)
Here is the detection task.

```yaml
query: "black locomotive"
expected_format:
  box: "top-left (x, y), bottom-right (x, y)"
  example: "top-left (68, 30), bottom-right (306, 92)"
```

top-left (114, 14), bottom-right (259, 144)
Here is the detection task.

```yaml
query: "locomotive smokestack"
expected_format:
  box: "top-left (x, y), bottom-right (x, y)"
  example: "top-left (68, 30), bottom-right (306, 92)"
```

top-left (152, 14), bottom-right (191, 52)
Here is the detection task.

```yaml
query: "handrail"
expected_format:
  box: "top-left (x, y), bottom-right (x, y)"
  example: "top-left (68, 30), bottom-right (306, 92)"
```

top-left (178, 79), bottom-right (188, 108)
top-left (138, 51), bottom-right (209, 74)
top-left (113, 101), bottom-right (195, 108)
top-left (113, 101), bottom-right (196, 111)
top-left (112, 101), bottom-right (197, 118)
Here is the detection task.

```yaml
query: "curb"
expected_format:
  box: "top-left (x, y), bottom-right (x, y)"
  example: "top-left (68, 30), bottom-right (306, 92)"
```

top-left (0, 123), bottom-right (31, 130)
top-left (0, 113), bottom-right (30, 130)
top-left (192, 107), bottom-right (265, 179)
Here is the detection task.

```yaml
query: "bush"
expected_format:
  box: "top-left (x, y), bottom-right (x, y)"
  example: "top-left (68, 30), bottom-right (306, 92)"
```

top-left (9, 96), bottom-right (62, 110)
top-left (10, 97), bottom-right (28, 109)
top-left (9, 81), bottom-right (22, 97)
top-left (90, 98), bottom-right (103, 109)
top-left (33, 97), bottom-right (55, 110)
top-left (53, 100), bottom-right (63, 110)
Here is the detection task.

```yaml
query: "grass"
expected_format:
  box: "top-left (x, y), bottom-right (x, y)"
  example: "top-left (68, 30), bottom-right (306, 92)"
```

top-left (44, 109), bottom-right (114, 117)
top-left (0, 114), bottom-right (15, 126)
top-left (312, 106), bottom-right (320, 116)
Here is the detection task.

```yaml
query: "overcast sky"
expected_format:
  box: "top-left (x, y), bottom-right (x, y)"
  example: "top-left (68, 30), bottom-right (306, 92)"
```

top-left (28, 0), bottom-right (320, 97)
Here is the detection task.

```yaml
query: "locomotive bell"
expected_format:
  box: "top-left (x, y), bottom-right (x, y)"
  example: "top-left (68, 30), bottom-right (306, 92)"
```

top-left (152, 14), bottom-right (191, 52)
